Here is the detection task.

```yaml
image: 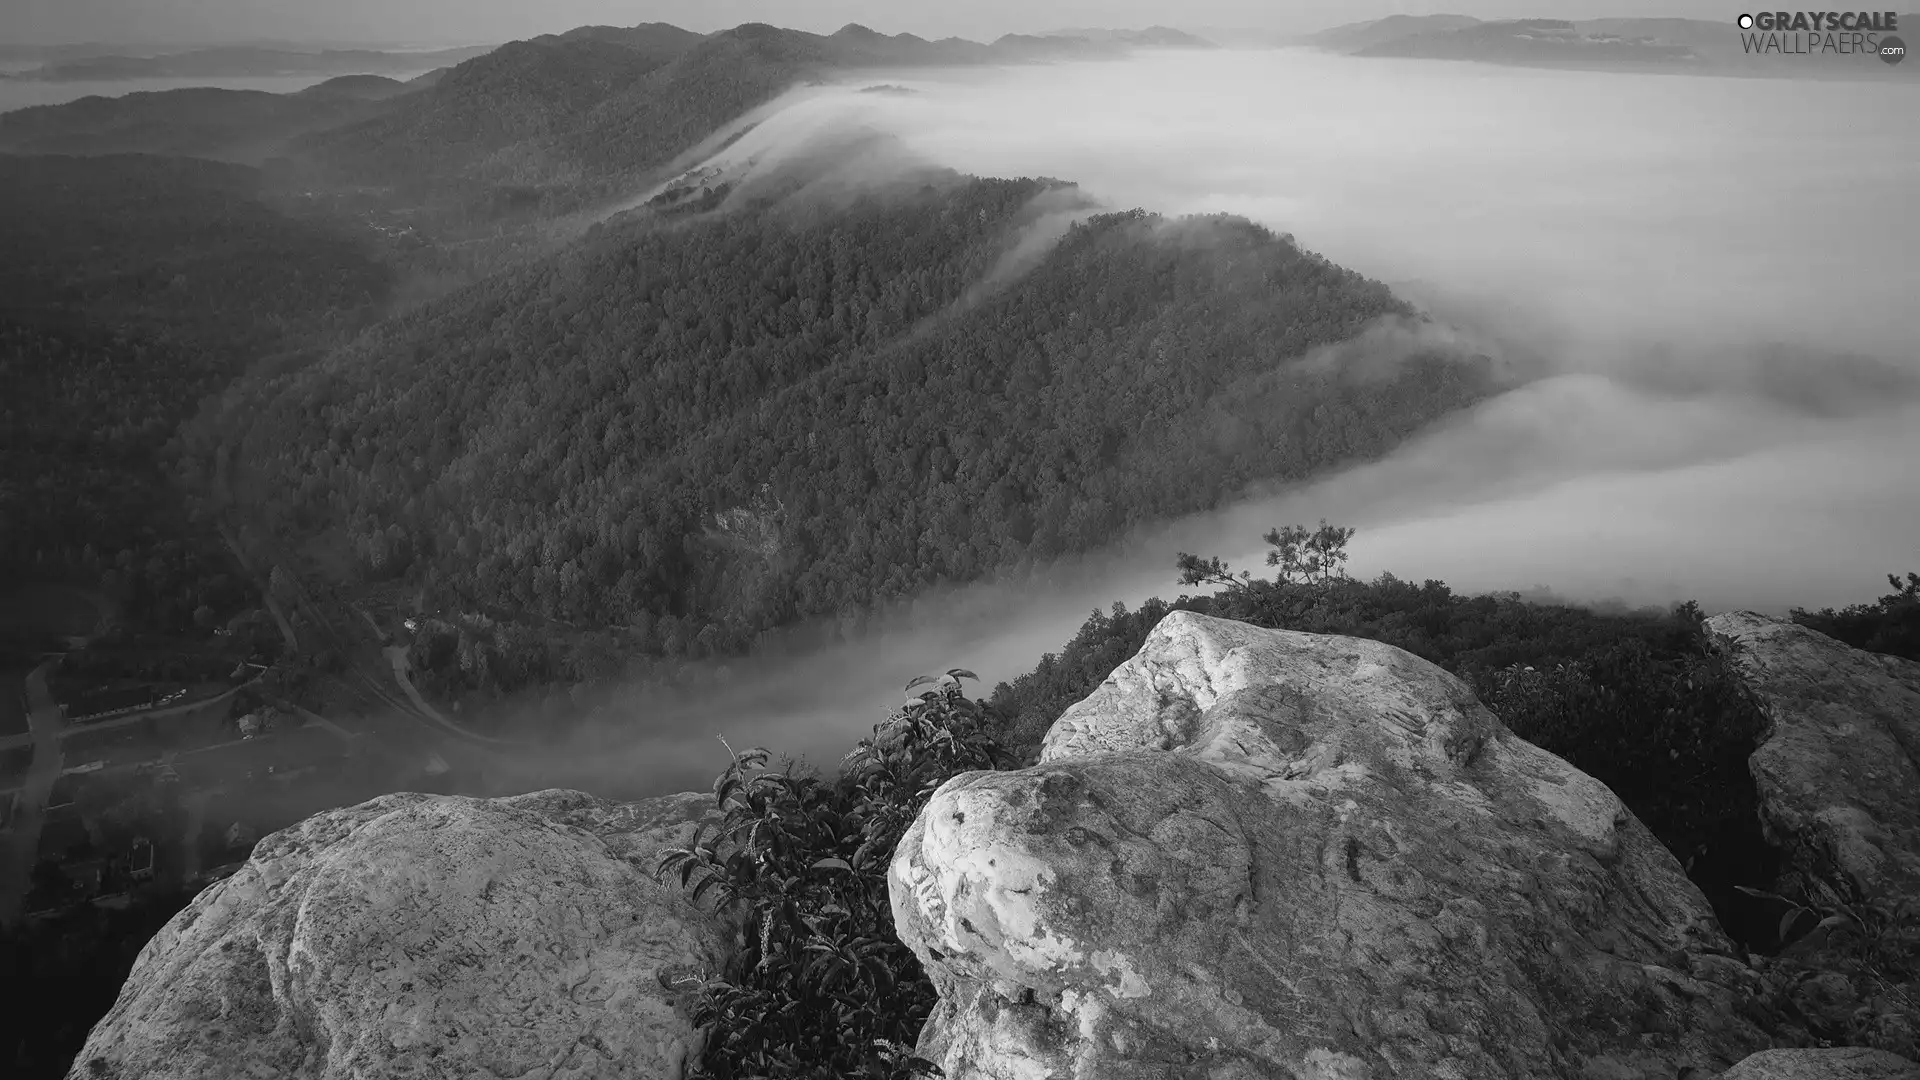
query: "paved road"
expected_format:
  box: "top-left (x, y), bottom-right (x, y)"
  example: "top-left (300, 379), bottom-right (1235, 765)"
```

top-left (381, 646), bottom-right (531, 748)
top-left (63, 672), bottom-right (265, 736)
top-left (0, 661), bottom-right (68, 924)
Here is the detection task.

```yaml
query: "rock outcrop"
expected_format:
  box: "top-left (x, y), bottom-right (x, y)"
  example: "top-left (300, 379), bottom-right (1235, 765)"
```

top-left (889, 610), bottom-right (1786, 1080)
top-left (1704, 611), bottom-right (1920, 909)
top-left (1719, 1045), bottom-right (1920, 1079)
top-left (69, 788), bottom-right (732, 1080)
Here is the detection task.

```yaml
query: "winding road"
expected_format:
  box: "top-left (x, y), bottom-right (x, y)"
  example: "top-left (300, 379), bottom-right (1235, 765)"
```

top-left (216, 520), bottom-right (530, 749)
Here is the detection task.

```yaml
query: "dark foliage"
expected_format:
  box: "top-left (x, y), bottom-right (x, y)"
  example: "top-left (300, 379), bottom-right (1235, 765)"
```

top-left (0, 154), bottom-right (388, 631)
top-left (1470, 606), bottom-right (1766, 882)
top-left (0, 87), bottom-right (390, 161)
top-left (0, 154), bottom-right (390, 346)
top-left (659, 671), bottom-right (1010, 1078)
top-left (1791, 573), bottom-right (1920, 662)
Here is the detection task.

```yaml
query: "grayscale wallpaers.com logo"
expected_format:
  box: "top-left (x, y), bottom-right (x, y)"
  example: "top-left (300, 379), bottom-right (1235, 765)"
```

top-left (1736, 11), bottom-right (1906, 62)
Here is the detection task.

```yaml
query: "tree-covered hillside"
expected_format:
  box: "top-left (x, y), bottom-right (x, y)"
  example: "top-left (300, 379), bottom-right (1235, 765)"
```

top-left (0, 155), bottom-right (390, 350)
top-left (0, 88), bottom-right (391, 162)
top-left (0, 154), bottom-right (390, 627)
top-left (182, 176), bottom-right (1494, 684)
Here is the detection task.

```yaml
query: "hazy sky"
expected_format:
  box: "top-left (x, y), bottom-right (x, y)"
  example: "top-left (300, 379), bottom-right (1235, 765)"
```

top-left (6, 0), bottom-right (1756, 47)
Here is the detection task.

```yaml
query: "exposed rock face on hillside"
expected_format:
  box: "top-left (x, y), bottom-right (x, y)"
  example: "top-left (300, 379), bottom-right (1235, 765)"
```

top-left (1718, 1045), bottom-right (1920, 1078)
top-left (68, 789), bottom-right (732, 1080)
top-left (1704, 611), bottom-right (1920, 909)
top-left (889, 610), bottom-right (1786, 1079)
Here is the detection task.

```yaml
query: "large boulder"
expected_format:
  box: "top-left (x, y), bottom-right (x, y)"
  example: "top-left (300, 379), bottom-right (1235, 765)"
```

top-left (1703, 612), bottom-right (1920, 908)
top-left (890, 610), bottom-right (1787, 1080)
top-left (69, 788), bottom-right (732, 1080)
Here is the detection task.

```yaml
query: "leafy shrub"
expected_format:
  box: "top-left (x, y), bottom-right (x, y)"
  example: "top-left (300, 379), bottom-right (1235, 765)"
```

top-left (1465, 609), bottom-right (1768, 877)
top-left (1741, 881), bottom-right (1920, 1056)
top-left (1743, 884), bottom-right (1920, 979)
top-left (658, 669), bottom-right (1013, 1079)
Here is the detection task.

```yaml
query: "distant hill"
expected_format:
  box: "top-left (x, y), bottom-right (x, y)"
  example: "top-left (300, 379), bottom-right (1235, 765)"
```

top-left (988, 33), bottom-right (1127, 60)
top-left (0, 152), bottom-right (388, 354)
top-left (1354, 18), bottom-right (1698, 64)
top-left (291, 32), bottom-right (704, 198)
top-left (0, 87), bottom-right (393, 162)
top-left (0, 42), bottom-right (139, 64)
top-left (1571, 17), bottom-right (1729, 48)
top-left (17, 44), bottom-right (496, 81)
top-left (546, 22), bottom-right (708, 54)
top-left (297, 74), bottom-right (414, 102)
top-left (287, 21), bottom-right (1205, 217)
top-left (1296, 14), bottom-right (1483, 51)
top-left (3, 21), bottom-right (1216, 215)
top-left (1038, 26), bottom-right (1220, 48)
top-left (1186, 27), bottom-right (1300, 48)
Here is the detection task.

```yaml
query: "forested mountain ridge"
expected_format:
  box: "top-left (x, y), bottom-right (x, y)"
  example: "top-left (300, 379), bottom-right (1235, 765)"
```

top-left (0, 155), bottom-right (388, 348)
top-left (289, 35), bottom-right (677, 190)
top-left (0, 88), bottom-right (396, 162)
top-left (14, 44), bottom-right (496, 83)
top-left (282, 22), bottom-right (1210, 222)
top-left (1, 21), bottom-right (1222, 246)
top-left (180, 176), bottom-right (1495, 697)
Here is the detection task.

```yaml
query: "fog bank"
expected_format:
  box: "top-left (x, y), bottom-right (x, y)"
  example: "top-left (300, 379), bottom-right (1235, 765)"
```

top-left (488, 50), bottom-right (1920, 796)
top-left (786, 50), bottom-right (1920, 607)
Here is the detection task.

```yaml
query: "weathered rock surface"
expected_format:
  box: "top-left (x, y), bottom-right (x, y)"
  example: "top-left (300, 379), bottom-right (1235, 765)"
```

top-left (1704, 612), bottom-right (1920, 908)
top-left (1720, 1046), bottom-right (1920, 1079)
top-left (69, 788), bottom-right (731, 1080)
top-left (890, 610), bottom-right (1788, 1080)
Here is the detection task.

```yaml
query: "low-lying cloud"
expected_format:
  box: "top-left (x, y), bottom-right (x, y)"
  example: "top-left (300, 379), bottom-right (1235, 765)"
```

top-left (770, 49), bottom-right (1920, 606)
top-left (463, 48), bottom-right (1920, 797)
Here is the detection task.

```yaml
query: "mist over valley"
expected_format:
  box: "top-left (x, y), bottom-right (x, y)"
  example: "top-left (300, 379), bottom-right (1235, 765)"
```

top-left (471, 47), bottom-right (1919, 795)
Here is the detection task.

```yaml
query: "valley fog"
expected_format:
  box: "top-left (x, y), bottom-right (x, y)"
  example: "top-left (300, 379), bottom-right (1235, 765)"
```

top-left (473, 49), bottom-right (1920, 797)
top-left (706, 49), bottom-right (1920, 604)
